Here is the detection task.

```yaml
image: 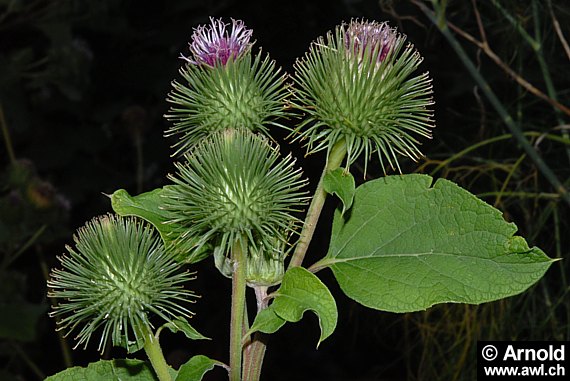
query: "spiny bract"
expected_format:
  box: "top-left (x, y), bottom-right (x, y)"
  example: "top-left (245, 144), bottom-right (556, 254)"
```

top-left (292, 19), bottom-right (435, 174)
top-left (166, 18), bottom-right (289, 156)
top-left (163, 129), bottom-right (307, 282)
top-left (48, 214), bottom-right (196, 353)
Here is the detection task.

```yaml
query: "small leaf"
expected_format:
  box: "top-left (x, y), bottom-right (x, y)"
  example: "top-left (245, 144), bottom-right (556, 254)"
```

top-left (253, 267), bottom-right (338, 347)
top-left (110, 187), bottom-right (210, 263)
top-left (322, 174), bottom-right (555, 313)
top-left (323, 168), bottom-right (355, 214)
top-left (161, 317), bottom-right (210, 341)
top-left (45, 359), bottom-right (177, 381)
top-left (111, 188), bottom-right (169, 229)
top-left (175, 355), bottom-right (225, 381)
top-left (247, 307), bottom-right (286, 337)
top-left (115, 333), bottom-right (145, 354)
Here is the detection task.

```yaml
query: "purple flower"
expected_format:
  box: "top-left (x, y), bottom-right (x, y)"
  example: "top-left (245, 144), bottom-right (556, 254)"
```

top-left (181, 17), bottom-right (253, 67)
top-left (345, 19), bottom-right (396, 63)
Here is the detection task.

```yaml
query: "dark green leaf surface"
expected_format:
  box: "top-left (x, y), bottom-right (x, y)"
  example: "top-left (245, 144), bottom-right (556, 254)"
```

top-left (115, 333), bottom-right (144, 354)
top-left (247, 307), bottom-right (286, 336)
top-left (161, 317), bottom-right (210, 341)
top-left (249, 267), bottom-right (337, 346)
top-left (110, 187), bottom-right (176, 247)
top-left (175, 355), bottom-right (225, 381)
top-left (110, 187), bottom-right (209, 263)
top-left (323, 168), bottom-right (355, 214)
top-left (45, 359), bottom-right (177, 381)
top-left (323, 174), bottom-right (554, 313)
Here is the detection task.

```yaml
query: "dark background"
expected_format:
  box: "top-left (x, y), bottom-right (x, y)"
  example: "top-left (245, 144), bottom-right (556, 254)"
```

top-left (1, 1), bottom-right (569, 380)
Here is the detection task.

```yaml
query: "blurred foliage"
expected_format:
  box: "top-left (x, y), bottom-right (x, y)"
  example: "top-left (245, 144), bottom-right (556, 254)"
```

top-left (0, 0), bottom-right (216, 379)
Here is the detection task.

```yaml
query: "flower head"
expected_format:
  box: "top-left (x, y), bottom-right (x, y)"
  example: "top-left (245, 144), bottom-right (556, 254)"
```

top-left (163, 129), bottom-right (307, 283)
top-left (181, 17), bottom-right (253, 67)
top-left (48, 214), bottom-right (196, 353)
top-left (292, 19), bottom-right (434, 174)
top-left (345, 19), bottom-right (396, 63)
top-left (166, 18), bottom-right (288, 156)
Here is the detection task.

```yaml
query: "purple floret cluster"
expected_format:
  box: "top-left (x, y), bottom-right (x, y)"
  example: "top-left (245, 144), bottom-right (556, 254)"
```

top-left (182, 17), bottom-right (253, 67)
top-left (345, 19), bottom-right (396, 63)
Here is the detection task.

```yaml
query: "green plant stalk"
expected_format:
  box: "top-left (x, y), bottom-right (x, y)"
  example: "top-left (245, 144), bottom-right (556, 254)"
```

top-left (288, 139), bottom-right (347, 269)
top-left (428, 131), bottom-right (570, 176)
top-left (552, 207), bottom-right (566, 285)
top-left (530, 0), bottom-right (570, 162)
top-left (476, 191), bottom-right (560, 200)
top-left (489, 0), bottom-right (570, 162)
top-left (417, 0), bottom-right (570, 207)
top-left (229, 237), bottom-right (247, 381)
top-left (493, 154), bottom-right (526, 207)
top-left (495, 0), bottom-right (570, 162)
top-left (0, 103), bottom-right (16, 164)
top-left (243, 333), bottom-right (266, 381)
top-left (242, 286), bottom-right (269, 381)
top-left (4, 225), bottom-right (46, 269)
top-left (143, 326), bottom-right (172, 381)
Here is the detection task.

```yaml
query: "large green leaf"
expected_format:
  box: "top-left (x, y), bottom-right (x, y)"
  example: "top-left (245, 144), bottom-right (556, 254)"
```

top-left (45, 359), bottom-right (177, 381)
top-left (175, 355), bottom-right (225, 381)
top-left (110, 187), bottom-right (209, 263)
top-left (318, 174), bottom-right (554, 313)
top-left (248, 267), bottom-right (337, 346)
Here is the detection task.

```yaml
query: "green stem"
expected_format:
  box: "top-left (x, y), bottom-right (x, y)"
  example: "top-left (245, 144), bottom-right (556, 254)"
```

top-left (416, 0), bottom-right (570, 207)
top-left (143, 327), bottom-right (172, 381)
top-left (0, 103), bottom-right (16, 164)
top-left (3, 225), bottom-right (46, 269)
top-left (531, 0), bottom-right (570, 162)
top-left (495, 0), bottom-right (570, 162)
top-left (229, 237), bottom-right (248, 381)
top-left (242, 286), bottom-right (269, 381)
top-left (428, 131), bottom-right (570, 176)
top-left (288, 139), bottom-right (347, 269)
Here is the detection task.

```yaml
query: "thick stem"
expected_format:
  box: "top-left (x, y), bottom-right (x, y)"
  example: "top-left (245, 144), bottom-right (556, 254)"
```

top-left (242, 286), bottom-right (269, 381)
top-left (229, 237), bottom-right (248, 381)
top-left (288, 139), bottom-right (347, 269)
top-left (143, 327), bottom-right (172, 381)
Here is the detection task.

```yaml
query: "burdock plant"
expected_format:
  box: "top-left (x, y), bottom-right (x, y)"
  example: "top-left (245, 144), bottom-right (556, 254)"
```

top-left (293, 19), bottom-right (434, 174)
top-left (48, 215), bottom-right (196, 381)
top-left (166, 17), bottom-right (289, 156)
top-left (47, 17), bottom-right (554, 381)
top-left (163, 128), bottom-right (307, 284)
